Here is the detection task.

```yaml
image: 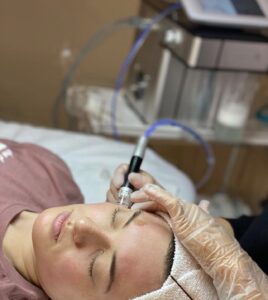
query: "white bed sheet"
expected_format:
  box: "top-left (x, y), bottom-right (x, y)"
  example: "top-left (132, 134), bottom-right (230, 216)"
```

top-left (0, 121), bottom-right (196, 203)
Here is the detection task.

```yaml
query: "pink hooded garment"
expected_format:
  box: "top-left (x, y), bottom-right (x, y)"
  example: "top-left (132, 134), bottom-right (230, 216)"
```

top-left (0, 139), bottom-right (84, 300)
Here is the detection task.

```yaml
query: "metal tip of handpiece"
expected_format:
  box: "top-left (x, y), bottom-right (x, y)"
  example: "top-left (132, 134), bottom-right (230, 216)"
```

top-left (119, 195), bottom-right (132, 208)
top-left (118, 187), bottom-right (133, 208)
top-left (133, 136), bottom-right (148, 158)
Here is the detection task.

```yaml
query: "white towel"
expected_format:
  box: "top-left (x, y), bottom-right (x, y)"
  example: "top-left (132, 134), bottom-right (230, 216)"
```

top-left (132, 214), bottom-right (218, 300)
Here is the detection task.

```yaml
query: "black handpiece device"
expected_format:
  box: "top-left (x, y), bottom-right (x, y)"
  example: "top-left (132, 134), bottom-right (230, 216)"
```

top-left (118, 136), bottom-right (147, 207)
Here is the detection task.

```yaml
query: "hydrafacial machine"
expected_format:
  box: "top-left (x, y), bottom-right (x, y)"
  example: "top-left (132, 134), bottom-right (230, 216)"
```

top-left (125, 0), bottom-right (268, 142)
top-left (62, 0), bottom-right (268, 144)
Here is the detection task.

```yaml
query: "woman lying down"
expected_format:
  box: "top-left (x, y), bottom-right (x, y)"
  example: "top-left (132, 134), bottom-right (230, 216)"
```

top-left (0, 139), bottom-right (267, 299)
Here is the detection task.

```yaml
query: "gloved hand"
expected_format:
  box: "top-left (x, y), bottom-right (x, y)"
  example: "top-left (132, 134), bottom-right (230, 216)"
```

top-left (134, 184), bottom-right (268, 299)
top-left (106, 164), bottom-right (162, 203)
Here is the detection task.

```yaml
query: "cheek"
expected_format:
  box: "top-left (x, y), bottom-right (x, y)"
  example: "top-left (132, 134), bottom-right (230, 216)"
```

top-left (118, 224), bottom-right (168, 286)
top-left (35, 249), bottom-right (87, 297)
top-left (33, 210), bottom-right (52, 243)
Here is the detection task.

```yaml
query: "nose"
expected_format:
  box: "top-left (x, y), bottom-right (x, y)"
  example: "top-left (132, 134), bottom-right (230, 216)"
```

top-left (73, 217), bottom-right (111, 249)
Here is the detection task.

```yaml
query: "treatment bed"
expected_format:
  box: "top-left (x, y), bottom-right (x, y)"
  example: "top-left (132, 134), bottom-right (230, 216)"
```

top-left (0, 121), bottom-right (196, 204)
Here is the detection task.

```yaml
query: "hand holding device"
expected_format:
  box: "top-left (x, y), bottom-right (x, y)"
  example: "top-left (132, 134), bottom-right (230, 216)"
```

top-left (137, 184), bottom-right (268, 299)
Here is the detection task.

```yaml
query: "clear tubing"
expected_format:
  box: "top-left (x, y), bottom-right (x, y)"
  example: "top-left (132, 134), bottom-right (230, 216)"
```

top-left (111, 2), bottom-right (181, 139)
top-left (144, 119), bottom-right (215, 189)
top-left (53, 17), bottom-right (154, 127)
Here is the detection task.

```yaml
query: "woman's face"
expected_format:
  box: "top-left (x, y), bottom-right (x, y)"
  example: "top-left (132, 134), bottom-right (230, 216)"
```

top-left (32, 203), bottom-right (173, 300)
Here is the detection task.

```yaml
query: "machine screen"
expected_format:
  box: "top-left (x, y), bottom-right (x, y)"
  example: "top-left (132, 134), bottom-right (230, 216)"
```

top-left (200, 0), bottom-right (264, 16)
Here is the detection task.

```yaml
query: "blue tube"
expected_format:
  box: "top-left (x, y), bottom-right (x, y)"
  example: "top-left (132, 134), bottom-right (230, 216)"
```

top-left (111, 2), bottom-right (181, 139)
top-left (109, 2), bottom-right (214, 189)
top-left (256, 105), bottom-right (268, 124)
top-left (144, 119), bottom-right (215, 189)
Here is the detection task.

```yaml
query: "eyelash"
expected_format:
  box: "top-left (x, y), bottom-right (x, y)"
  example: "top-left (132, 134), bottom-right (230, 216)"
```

top-left (88, 255), bottom-right (97, 277)
top-left (88, 250), bottom-right (104, 277)
top-left (88, 208), bottom-right (120, 277)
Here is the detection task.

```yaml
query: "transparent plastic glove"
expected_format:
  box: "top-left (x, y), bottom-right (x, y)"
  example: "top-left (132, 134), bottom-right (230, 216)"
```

top-left (106, 164), bottom-right (161, 203)
top-left (138, 184), bottom-right (268, 299)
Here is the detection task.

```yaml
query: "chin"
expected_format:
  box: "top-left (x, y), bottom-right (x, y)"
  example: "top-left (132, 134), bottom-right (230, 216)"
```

top-left (32, 208), bottom-right (56, 251)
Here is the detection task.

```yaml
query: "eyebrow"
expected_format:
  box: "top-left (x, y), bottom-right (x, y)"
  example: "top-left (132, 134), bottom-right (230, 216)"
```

top-left (105, 210), bottom-right (143, 293)
top-left (152, 213), bottom-right (175, 278)
top-left (123, 210), bottom-right (142, 228)
top-left (105, 252), bottom-right (116, 293)
top-left (164, 234), bottom-right (175, 279)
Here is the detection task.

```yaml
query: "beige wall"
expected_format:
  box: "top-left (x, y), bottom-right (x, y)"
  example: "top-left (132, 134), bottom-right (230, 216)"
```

top-left (0, 0), bottom-right (140, 127)
top-left (148, 140), bottom-right (268, 211)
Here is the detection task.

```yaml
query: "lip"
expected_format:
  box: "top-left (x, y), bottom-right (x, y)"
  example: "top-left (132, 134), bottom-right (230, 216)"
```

top-left (53, 211), bottom-right (72, 241)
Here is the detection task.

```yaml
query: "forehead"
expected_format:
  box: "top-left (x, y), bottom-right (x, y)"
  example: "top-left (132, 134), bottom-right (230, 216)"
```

top-left (112, 210), bottom-right (172, 295)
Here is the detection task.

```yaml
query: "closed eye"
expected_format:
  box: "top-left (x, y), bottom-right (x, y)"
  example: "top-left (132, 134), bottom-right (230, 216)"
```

top-left (88, 250), bottom-right (104, 284)
top-left (88, 255), bottom-right (97, 277)
top-left (88, 207), bottom-right (120, 284)
top-left (106, 208), bottom-right (143, 293)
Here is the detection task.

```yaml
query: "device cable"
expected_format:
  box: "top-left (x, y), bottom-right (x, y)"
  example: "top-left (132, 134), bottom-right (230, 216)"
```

top-left (144, 119), bottom-right (215, 189)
